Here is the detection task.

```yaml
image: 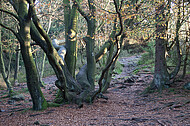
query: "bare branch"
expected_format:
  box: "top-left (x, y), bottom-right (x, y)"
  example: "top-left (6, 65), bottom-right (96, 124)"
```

top-left (0, 22), bottom-right (24, 43)
top-left (0, 8), bottom-right (20, 22)
top-left (0, 22), bottom-right (17, 37)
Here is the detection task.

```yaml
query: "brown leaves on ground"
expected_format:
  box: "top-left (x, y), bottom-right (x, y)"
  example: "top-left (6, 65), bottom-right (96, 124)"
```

top-left (0, 56), bottom-right (189, 125)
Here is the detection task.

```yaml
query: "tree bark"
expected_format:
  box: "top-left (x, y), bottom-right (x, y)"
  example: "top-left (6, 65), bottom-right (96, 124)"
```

top-left (64, 0), bottom-right (79, 77)
top-left (13, 44), bottom-right (20, 85)
top-left (17, 0), bottom-right (47, 110)
top-left (151, 1), bottom-right (170, 91)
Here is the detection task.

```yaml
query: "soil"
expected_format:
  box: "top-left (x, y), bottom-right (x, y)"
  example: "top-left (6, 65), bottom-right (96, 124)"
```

top-left (0, 55), bottom-right (190, 126)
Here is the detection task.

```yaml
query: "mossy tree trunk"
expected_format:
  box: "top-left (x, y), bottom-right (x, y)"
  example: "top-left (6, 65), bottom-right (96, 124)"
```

top-left (73, 0), bottom-right (97, 92)
top-left (86, 18), bottom-right (96, 89)
top-left (101, 19), bottom-right (117, 93)
top-left (11, 0), bottom-right (47, 110)
top-left (4, 0), bottom-right (123, 106)
top-left (64, 0), bottom-right (80, 78)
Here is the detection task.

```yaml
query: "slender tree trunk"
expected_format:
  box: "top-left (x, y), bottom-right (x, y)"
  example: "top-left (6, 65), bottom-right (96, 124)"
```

top-left (101, 43), bottom-right (114, 92)
top-left (101, 18), bottom-right (117, 93)
top-left (39, 4), bottom-right (52, 85)
top-left (39, 52), bottom-right (46, 84)
top-left (14, 44), bottom-right (20, 85)
top-left (86, 20), bottom-right (96, 88)
top-left (182, 37), bottom-right (189, 79)
top-left (169, 0), bottom-right (182, 79)
top-left (0, 1), bottom-right (13, 95)
top-left (0, 42), bottom-right (13, 94)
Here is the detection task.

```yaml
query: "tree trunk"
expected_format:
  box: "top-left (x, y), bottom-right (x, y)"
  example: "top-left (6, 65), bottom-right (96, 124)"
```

top-left (13, 44), bottom-right (20, 85)
top-left (101, 19), bottom-right (117, 93)
top-left (86, 20), bottom-right (96, 88)
top-left (0, 43), bottom-right (13, 94)
top-left (151, 1), bottom-right (170, 91)
top-left (169, 0), bottom-right (182, 79)
top-left (17, 0), bottom-right (47, 110)
top-left (64, 0), bottom-right (79, 77)
top-left (0, 1), bottom-right (13, 95)
top-left (182, 32), bottom-right (189, 79)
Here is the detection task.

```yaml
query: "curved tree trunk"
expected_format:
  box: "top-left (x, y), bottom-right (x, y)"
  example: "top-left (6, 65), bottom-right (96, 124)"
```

top-left (16, 0), bottom-right (47, 110)
top-left (8, 0), bottom-right (124, 106)
top-left (101, 19), bottom-right (117, 93)
top-left (169, 0), bottom-right (182, 79)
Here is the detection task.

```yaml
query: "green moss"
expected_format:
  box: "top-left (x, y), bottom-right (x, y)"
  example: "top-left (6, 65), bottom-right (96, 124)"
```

top-left (168, 88), bottom-right (175, 93)
top-left (20, 108), bottom-right (31, 114)
top-left (114, 62), bottom-right (123, 74)
top-left (17, 88), bottom-right (29, 93)
top-left (133, 69), bottom-right (140, 74)
top-left (47, 102), bottom-right (60, 107)
top-left (141, 84), bottom-right (156, 95)
top-left (54, 97), bottom-right (64, 104)
top-left (41, 91), bottom-right (48, 110)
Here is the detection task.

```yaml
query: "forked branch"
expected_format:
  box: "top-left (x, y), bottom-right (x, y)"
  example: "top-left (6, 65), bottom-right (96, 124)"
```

top-left (92, 0), bottom-right (123, 100)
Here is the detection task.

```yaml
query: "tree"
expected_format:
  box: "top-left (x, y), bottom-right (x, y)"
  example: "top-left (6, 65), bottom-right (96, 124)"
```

top-left (151, 1), bottom-right (170, 91)
top-left (0, 0), bottom-right (124, 110)
top-left (0, 0), bottom-right (13, 95)
top-left (145, 0), bottom-right (187, 92)
top-left (64, 0), bottom-right (80, 77)
top-left (0, 0), bottom-right (48, 110)
top-left (32, 0), bottom-right (123, 105)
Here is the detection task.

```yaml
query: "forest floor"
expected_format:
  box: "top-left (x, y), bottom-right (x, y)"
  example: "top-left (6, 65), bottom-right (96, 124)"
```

top-left (0, 55), bottom-right (190, 126)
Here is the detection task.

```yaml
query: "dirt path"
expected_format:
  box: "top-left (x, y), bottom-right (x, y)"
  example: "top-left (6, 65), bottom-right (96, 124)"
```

top-left (114, 55), bottom-right (142, 79)
top-left (0, 55), bottom-right (190, 126)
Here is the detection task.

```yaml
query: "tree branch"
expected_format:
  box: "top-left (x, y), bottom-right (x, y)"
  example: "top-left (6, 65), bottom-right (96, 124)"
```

top-left (27, 0), bottom-right (54, 53)
top-left (0, 22), bottom-right (17, 37)
top-left (0, 22), bottom-right (24, 44)
top-left (72, 0), bottom-right (89, 21)
top-left (92, 0), bottom-right (123, 100)
top-left (0, 8), bottom-right (21, 22)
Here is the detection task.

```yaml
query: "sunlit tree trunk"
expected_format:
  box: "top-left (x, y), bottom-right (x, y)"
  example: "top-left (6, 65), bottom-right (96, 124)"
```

top-left (17, 0), bottom-right (47, 110)
top-left (169, 0), bottom-right (182, 79)
top-left (73, 0), bottom-right (96, 91)
top-left (101, 19), bottom-right (117, 93)
top-left (64, 0), bottom-right (80, 77)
